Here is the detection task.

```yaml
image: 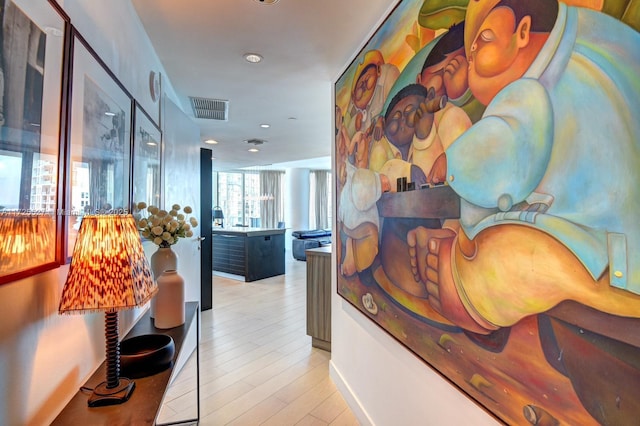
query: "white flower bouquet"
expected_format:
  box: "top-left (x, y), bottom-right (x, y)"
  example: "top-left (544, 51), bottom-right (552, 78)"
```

top-left (134, 202), bottom-right (198, 247)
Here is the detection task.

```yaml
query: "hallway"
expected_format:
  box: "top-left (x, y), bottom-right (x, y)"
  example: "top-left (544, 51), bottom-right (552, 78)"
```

top-left (157, 254), bottom-right (358, 425)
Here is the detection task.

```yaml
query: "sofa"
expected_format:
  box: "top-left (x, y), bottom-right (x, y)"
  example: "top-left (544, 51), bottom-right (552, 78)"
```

top-left (292, 229), bottom-right (331, 261)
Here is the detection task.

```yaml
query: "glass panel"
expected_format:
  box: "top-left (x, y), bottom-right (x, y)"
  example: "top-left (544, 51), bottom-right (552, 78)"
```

top-left (244, 172), bottom-right (259, 227)
top-left (0, 151), bottom-right (22, 210)
top-left (70, 76), bottom-right (129, 213)
top-left (66, 37), bottom-right (132, 257)
top-left (132, 105), bottom-right (161, 209)
top-left (0, 0), bottom-right (63, 282)
top-left (309, 171), bottom-right (332, 229)
top-left (218, 172), bottom-right (242, 227)
top-left (309, 172), bottom-right (317, 228)
top-left (69, 160), bottom-right (89, 232)
top-left (30, 152), bottom-right (57, 211)
top-left (216, 171), bottom-right (262, 227)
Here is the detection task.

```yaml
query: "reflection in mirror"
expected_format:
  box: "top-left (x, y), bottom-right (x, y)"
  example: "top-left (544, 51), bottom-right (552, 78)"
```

top-left (0, 212), bottom-right (55, 274)
top-left (133, 105), bottom-right (161, 210)
top-left (0, 0), bottom-right (63, 281)
top-left (71, 78), bottom-right (128, 211)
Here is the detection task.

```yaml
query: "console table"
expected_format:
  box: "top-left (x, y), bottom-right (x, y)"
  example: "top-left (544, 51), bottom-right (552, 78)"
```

top-left (212, 227), bottom-right (285, 282)
top-left (52, 302), bottom-right (200, 425)
top-left (306, 246), bottom-right (331, 351)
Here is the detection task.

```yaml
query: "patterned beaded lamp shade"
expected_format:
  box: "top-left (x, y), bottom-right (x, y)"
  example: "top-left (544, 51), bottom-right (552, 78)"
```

top-left (0, 213), bottom-right (55, 277)
top-left (58, 214), bottom-right (157, 407)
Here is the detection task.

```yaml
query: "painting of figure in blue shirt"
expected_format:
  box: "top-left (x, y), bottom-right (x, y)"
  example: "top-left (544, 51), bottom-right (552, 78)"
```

top-left (406, 0), bottom-right (640, 423)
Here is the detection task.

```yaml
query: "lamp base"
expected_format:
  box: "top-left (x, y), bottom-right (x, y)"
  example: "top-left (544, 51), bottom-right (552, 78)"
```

top-left (88, 378), bottom-right (135, 407)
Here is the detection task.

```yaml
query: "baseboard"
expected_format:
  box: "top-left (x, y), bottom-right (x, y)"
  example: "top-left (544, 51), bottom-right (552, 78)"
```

top-left (329, 360), bottom-right (374, 426)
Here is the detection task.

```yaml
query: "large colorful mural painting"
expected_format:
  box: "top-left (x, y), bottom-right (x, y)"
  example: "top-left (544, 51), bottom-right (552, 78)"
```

top-left (334, 0), bottom-right (640, 424)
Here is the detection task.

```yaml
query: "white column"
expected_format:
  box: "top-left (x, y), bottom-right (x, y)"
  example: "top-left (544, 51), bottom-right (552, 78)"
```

top-left (284, 168), bottom-right (310, 252)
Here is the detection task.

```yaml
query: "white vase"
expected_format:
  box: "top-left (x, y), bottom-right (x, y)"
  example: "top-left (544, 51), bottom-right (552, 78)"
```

top-left (150, 246), bottom-right (178, 318)
top-left (154, 269), bottom-right (185, 329)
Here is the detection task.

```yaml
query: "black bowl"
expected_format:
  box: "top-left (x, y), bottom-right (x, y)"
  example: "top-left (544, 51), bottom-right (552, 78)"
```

top-left (120, 334), bottom-right (175, 378)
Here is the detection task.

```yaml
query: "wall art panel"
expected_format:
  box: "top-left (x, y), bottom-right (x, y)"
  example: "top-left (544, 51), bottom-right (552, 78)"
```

top-left (334, 0), bottom-right (640, 424)
top-left (132, 102), bottom-right (161, 210)
top-left (0, 0), bottom-right (66, 284)
top-left (64, 32), bottom-right (132, 260)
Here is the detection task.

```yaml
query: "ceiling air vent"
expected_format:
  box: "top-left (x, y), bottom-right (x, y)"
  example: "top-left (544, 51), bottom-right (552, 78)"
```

top-left (245, 138), bottom-right (266, 145)
top-left (189, 96), bottom-right (229, 121)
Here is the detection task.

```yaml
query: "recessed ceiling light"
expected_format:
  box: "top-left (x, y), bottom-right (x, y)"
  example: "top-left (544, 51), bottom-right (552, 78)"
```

top-left (146, 141), bottom-right (157, 146)
top-left (260, 124), bottom-right (270, 128)
top-left (105, 111), bottom-right (116, 116)
top-left (244, 53), bottom-right (263, 63)
top-left (248, 148), bottom-right (259, 153)
top-left (204, 139), bottom-right (218, 145)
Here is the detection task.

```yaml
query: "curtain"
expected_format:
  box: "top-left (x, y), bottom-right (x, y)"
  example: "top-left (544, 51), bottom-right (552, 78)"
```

top-left (311, 170), bottom-right (329, 229)
top-left (259, 170), bottom-right (284, 228)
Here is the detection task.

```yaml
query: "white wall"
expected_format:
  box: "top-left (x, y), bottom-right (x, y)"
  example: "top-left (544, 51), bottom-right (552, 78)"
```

top-left (283, 168), bottom-right (310, 252)
top-left (330, 298), bottom-right (500, 425)
top-left (0, 1), bottom-right (196, 425)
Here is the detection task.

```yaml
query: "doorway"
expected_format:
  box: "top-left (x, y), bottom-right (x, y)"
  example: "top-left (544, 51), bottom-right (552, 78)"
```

top-left (200, 148), bottom-right (213, 311)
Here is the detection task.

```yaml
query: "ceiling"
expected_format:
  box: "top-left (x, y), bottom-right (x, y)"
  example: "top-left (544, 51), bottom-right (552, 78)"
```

top-left (131, 0), bottom-right (398, 172)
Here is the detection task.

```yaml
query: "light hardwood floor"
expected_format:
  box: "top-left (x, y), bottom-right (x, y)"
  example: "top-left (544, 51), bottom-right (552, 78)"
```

top-left (156, 254), bottom-right (359, 426)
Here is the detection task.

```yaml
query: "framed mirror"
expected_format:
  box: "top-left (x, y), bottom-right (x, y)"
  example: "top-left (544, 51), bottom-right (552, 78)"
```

top-left (0, 0), bottom-right (66, 284)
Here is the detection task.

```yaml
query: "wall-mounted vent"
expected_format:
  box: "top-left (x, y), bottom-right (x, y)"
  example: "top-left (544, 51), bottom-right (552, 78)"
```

top-left (189, 96), bottom-right (229, 120)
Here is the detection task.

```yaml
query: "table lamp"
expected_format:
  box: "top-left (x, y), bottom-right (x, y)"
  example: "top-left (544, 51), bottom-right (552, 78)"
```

top-left (212, 206), bottom-right (224, 227)
top-left (58, 214), bottom-right (157, 407)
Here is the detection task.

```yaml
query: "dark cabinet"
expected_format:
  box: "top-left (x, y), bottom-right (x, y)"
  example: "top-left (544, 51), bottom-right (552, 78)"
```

top-left (212, 228), bottom-right (285, 282)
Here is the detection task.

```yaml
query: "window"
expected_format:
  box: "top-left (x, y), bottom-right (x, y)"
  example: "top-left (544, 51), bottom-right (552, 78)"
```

top-left (215, 171), bottom-right (260, 226)
top-left (214, 170), bottom-right (284, 228)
